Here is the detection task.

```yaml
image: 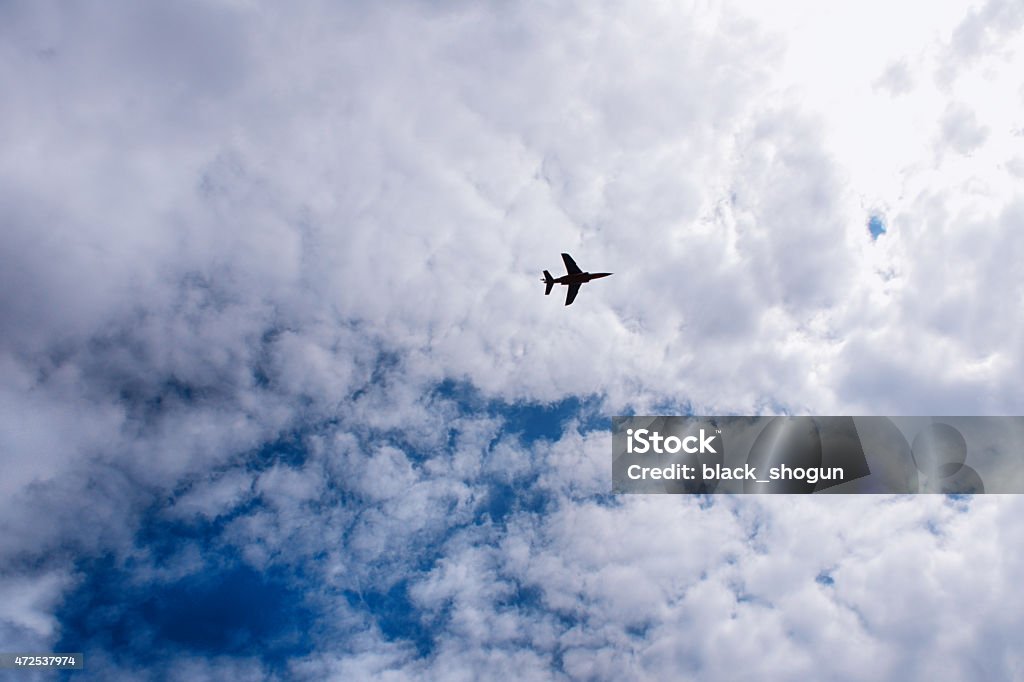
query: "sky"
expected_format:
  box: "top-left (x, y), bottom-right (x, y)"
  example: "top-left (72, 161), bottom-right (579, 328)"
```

top-left (1, 0), bottom-right (1023, 679)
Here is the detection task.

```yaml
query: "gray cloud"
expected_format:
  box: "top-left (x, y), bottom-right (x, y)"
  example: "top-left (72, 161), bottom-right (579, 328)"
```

top-left (940, 0), bottom-right (1024, 84)
top-left (875, 59), bottom-right (915, 96)
top-left (940, 103), bottom-right (990, 155)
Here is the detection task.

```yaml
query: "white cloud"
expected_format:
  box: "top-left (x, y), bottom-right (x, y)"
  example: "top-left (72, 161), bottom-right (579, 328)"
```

top-left (169, 469), bottom-right (257, 520)
top-left (1, 1), bottom-right (1023, 679)
top-left (0, 571), bottom-right (71, 638)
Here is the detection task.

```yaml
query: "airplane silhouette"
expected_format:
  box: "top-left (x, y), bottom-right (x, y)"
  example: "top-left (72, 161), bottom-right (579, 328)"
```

top-left (542, 253), bottom-right (612, 306)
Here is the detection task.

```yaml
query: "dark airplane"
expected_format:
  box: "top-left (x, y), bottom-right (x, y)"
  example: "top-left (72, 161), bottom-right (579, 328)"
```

top-left (542, 253), bottom-right (612, 306)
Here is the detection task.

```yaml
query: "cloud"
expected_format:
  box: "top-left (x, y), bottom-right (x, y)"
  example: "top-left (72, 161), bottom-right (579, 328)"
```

top-left (0, 572), bottom-right (71, 641)
top-left (940, 103), bottom-right (990, 155)
top-left (875, 59), bottom-right (915, 96)
top-left (940, 0), bottom-right (1024, 83)
top-left (1, 0), bottom-right (1024, 679)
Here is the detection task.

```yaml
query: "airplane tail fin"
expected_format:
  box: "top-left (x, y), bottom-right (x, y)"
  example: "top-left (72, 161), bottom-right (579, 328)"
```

top-left (543, 270), bottom-right (554, 295)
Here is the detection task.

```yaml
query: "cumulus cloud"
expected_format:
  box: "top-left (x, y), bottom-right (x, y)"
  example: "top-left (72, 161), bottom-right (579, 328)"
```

top-left (1, 0), bottom-right (1023, 679)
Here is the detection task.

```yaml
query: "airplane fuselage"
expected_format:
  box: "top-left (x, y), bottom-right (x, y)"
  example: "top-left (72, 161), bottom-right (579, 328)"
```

top-left (551, 272), bottom-right (612, 285)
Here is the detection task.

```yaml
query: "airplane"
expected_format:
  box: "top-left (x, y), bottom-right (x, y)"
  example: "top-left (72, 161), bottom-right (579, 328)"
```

top-left (542, 253), bottom-right (612, 306)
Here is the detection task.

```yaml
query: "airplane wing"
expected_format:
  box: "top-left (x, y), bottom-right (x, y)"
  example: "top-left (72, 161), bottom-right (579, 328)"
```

top-left (564, 283), bottom-right (581, 306)
top-left (561, 253), bottom-right (582, 275)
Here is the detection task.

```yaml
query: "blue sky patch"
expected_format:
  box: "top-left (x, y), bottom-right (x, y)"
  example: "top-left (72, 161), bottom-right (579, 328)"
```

top-left (868, 214), bottom-right (887, 240)
top-left (55, 557), bottom-right (314, 671)
top-left (433, 379), bottom-right (606, 445)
